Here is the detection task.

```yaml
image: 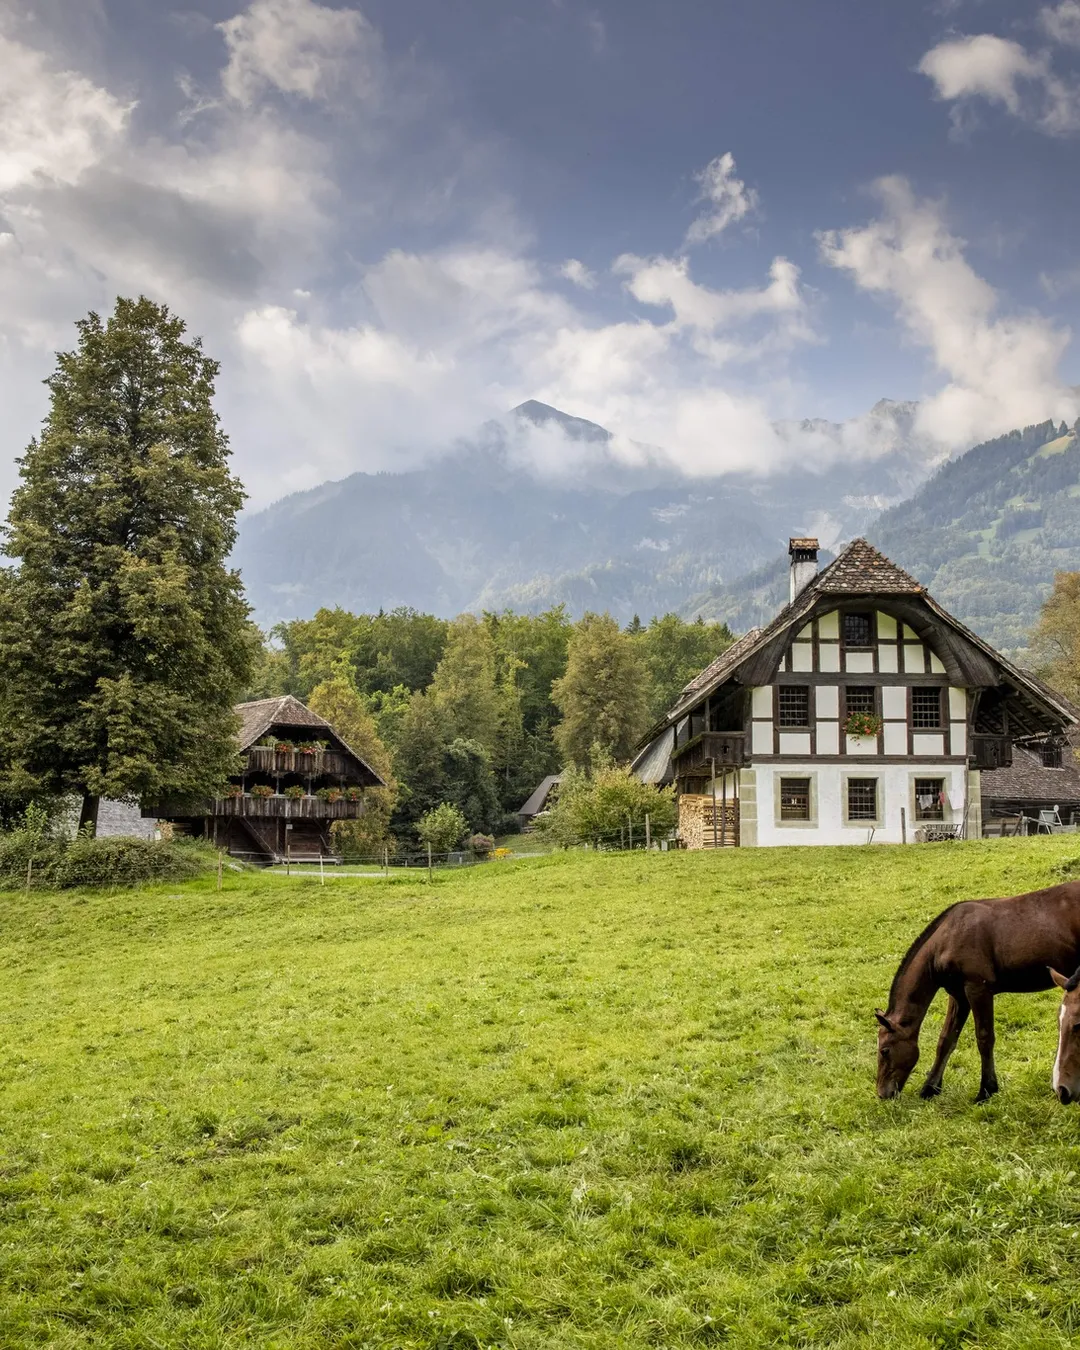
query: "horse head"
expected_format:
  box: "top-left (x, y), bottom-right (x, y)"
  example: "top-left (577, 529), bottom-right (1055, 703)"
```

top-left (1050, 966), bottom-right (1080, 1104)
top-left (875, 1008), bottom-right (920, 1099)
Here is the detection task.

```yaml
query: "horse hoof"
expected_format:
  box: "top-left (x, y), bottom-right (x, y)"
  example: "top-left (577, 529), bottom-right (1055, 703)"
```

top-left (919, 1082), bottom-right (942, 1099)
top-left (974, 1085), bottom-right (999, 1104)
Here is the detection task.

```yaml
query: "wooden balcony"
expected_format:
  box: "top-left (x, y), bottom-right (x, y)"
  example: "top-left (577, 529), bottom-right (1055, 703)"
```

top-left (147, 793), bottom-right (366, 821)
top-left (970, 735), bottom-right (1013, 770)
top-left (244, 746), bottom-right (353, 777)
top-left (671, 730), bottom-right (746, 773)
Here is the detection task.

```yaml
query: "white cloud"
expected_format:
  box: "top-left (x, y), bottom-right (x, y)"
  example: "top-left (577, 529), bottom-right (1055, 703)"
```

top-left (218, 0), bottom-right (377, 107)
top-left (918, 30), bottom-right (1080, 135)
top-left (819, 176), bottom-right (1078, 447)
top-left (1041, 1), bottom-right (1080, 48)
top-left (0, 30), bottom-right (131, 191)
top-left (685, 152), bottom-right (758, 245)
top-left (559, 258), bottom-right (596, 289)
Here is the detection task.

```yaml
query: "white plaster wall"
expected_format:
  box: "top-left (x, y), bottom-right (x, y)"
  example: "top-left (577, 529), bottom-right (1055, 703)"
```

top-left (753, 762), bottom-right (971, 846)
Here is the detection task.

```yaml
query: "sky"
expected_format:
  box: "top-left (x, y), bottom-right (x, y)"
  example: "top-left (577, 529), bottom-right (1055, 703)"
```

top-left (1, 0), bottom-right (1079, 509)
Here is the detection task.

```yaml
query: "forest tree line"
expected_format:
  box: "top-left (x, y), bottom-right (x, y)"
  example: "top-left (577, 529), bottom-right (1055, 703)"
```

top-left (247, 607), bottom-right (735, 852)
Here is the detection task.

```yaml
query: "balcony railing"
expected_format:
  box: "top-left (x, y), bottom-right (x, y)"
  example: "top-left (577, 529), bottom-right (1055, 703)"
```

top-left (970, 734), bottom-right (1013, 770)
top-left (146, 793), bottom-right (366, 820)
top-left (671, 730), bottom-right (746, 773)
top-left (244, 747), bottom-right (354, 777)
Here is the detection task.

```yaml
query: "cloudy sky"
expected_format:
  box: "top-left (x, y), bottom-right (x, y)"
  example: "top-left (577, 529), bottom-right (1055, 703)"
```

top-left (1, 0), bottom-right (1079, 509)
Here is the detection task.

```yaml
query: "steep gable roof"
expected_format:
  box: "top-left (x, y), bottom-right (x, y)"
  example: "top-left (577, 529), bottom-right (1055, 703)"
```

top-left (654, 537), bottom-right (1074, 735)
top-left (234, 694), bottom-right (386, 787)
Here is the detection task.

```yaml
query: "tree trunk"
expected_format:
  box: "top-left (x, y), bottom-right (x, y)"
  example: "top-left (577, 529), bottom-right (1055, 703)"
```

top-left (78, 794), bottom-right (100, 837)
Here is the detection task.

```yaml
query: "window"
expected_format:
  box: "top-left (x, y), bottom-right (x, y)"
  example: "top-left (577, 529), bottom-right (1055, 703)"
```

top-left (914, 778), bottom-right (944, 821)
top-left (1041, 743), bottom-right (1064, 768)
top-left (844, 686), bottom-right (876, 717)
top-left (910, 687), bottom-right (942, 729)
top-left (780, 778), bottom-right (811, 821)
top-left (843, 612), bottom-right (874, 648)
top-left (777, 686), bottom-right (810, 727)
top-left (847, 778), bottom-right (878, 821)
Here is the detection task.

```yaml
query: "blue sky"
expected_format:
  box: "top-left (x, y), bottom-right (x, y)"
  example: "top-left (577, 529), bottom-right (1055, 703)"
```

top-left (1, 0), bottom-right (1078, 508)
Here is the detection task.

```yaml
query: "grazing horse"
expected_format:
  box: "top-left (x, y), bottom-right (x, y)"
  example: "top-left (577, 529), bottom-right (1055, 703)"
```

top-left (876, 881), bottom-right (1080, 1102)
top-left (1049, 966), bottom-right (1080, 1103)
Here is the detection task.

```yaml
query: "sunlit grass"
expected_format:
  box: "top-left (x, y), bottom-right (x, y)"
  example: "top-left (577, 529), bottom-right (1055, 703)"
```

top-left (3, 839), bottom-right (1080, 1347)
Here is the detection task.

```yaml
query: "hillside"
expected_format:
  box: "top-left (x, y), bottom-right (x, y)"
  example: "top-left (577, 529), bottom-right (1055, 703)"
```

top-left (4, 842), bottom-right (1080, 1346)
top-left (233, 399), bottom-right (941, 627)
top-left (688, 418), bottom-right (1080, 652)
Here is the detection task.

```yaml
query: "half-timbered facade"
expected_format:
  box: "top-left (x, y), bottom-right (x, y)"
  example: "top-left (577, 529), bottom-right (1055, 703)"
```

top-left (632, 538), bottom-right (1076, 847)
top-left (145, 694), bottom-right (385, 864)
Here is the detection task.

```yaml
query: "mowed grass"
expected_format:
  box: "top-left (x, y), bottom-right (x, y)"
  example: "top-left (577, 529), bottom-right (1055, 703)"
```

top-left (5, 844), bottom-right (1080, 1348)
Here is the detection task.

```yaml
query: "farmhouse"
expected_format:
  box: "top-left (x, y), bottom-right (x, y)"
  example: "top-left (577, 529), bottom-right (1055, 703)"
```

top-left (632, 537), bottom-right (1076, 847)
top-left (145, 694), bottom-right (384, 864)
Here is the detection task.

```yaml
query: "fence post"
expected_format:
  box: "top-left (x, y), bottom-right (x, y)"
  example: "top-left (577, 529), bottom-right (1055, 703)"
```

top-left (384, 845), bottom-right (389, 878)
top-left (427, 843), bottom-right (433, 883)
top-left (217, 853), bottom-right (223, 890)
top-left (628, 813), bottom-right (634, 851)
top-left (319, 854), bottom-right (325, 886)
top-left (26, 858), bottom-right (33, 891)
top-left (645, 813), bottom-right (651, 850)
top-left (900, 806), bottom-right (907, 845)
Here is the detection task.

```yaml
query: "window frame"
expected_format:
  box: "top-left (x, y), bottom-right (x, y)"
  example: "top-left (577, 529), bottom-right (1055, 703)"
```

top-left (843, 685), bottom-right (877, 718)
top-left (913, 776), bottom-right (945, 822)
top-left (842, 611), bottom-right (875, 650)
top-left (779, 777), bottom-right (811, 821)
top-left (843, 774), bottom-right (882, 826)
top-left (910, 686), bottom-right (943, 730)
top-left (776, 684), bottom-right (811, 729)
top-left (774, 772), bottom-right (818, 829)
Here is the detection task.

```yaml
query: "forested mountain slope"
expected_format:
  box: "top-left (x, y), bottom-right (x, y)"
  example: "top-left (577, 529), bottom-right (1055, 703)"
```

top-left (687, 419), bottom-right (1080, 653)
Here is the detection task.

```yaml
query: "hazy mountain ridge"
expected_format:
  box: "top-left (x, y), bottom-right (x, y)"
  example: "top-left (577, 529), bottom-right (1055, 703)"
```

top-left (234, 399), bottom-right (946, 626)
top-left (685, 418), bottom-right (1080, 653)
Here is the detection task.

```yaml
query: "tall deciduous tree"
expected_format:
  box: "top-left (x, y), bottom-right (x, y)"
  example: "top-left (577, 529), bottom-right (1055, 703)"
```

top-left (1032, 571), bottom-right (1080, 702)
top-left (634, 613), bottom-right (735, 722)
top-left (308, 668), bottom-right (397, 855)
top-left (428, 614), bottom-right (500, 751)
top-left (552, 612), bottom-right (649, 769)
top-left (0, 297), bottom-right (254, 832)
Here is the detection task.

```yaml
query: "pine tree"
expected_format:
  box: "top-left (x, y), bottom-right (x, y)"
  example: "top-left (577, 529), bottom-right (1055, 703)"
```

top-left (0, 297), bottom-right (254, 832)
top-left (552, 612), bottom-right (649, 769)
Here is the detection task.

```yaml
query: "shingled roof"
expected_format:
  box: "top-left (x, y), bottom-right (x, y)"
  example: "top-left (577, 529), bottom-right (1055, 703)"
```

top-left (981, 737), bottom-right (1080, 808)
top-left (813, 536), bottom-right (924, 594)
top-left (234, 694), bottom-right (386, 787)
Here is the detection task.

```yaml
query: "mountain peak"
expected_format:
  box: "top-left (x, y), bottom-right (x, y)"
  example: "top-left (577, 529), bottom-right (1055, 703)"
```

top-left (510, 400), bottom-right (612, 444)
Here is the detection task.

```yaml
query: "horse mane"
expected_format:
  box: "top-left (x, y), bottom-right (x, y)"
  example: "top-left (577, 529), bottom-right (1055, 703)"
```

top-left (888, 904), bottom-right (959, 1010)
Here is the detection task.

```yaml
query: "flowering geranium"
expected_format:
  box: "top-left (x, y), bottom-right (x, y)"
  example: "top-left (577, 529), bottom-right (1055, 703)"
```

top-left (250, 784), bottom-right (275, 799)
top-left (844, 711), bottom-right (883, 739)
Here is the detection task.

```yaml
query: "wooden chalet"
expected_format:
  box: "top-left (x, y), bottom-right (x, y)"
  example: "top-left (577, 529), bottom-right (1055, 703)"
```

top-left (633, 537), bottom-right (1077, 848)
top-left (980, 725), bottom-right (1080, 834)
top-left (145, 694), bottom-right (385, 864)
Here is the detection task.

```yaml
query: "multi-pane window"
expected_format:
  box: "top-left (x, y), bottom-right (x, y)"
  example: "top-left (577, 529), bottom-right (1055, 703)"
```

top-left (847, 778), bottom-right (878, 821)
top-left (780, 778), bottom-right (811, 821)
top-left (910, 687), bottom-right (942, 729)
top-left (1041, 743), bottom-right (1064, 768)
top-left (844, 686), bottom-right (876, 717)
top-left (777, 685), bottom-right (810, 727)
top-left (914, 778), bottom-right (944, 821)
top-left (843, 612), bottom-right (874, 648)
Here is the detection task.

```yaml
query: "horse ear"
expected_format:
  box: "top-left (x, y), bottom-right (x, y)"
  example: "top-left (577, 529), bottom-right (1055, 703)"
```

top-left (1050, 968), bottom-right (1071, 989)
top-left (1067, 965), bottom-right (1080, 992)
top-left (874, 1009), bottom-right (895, 1031)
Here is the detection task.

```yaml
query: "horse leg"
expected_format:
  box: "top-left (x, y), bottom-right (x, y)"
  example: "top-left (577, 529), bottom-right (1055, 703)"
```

top-left (919, 992), bottom-right (970, 1098)
top-left (965, 982), bottom-right (999, 1102)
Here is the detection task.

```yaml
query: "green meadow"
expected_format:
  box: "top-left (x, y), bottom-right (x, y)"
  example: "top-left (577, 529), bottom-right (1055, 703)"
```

top-left (4, 841), bottom-right (1080, 1348)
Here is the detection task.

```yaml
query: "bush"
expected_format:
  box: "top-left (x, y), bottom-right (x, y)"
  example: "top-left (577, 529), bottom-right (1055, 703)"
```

top-left (537, 765), bottom-right (677, 848)
top-left (468, 833), bottom-right (495, 857)
top-left (0, 818), bottom-right (216, 890)
top-left (416, 802), bottom-right (469, 854)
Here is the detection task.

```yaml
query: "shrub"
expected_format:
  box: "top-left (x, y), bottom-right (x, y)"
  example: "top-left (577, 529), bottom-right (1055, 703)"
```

top-left (468, 833), bottom-right (495, 857)
top-left (0, 823), bottom-right (216, 890)
top-left (417, 802), bottom-right (469, 854)
top-left (537, 765), bottom-right (677, 848)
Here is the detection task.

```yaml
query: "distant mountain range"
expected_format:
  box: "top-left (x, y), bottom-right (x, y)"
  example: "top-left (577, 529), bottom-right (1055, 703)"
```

top-left (685, 418), bottom-right (1080, 653)
top-left (234, 398), bottom-right (946, 628)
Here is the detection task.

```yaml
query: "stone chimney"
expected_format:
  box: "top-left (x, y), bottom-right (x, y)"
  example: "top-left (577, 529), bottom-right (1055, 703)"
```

top-left (789, 536), bottom-right (819, 603)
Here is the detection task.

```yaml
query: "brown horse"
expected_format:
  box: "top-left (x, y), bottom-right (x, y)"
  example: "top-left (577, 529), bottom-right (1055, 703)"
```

top-left (876, 881), bottom-right (1080, 1101)
top-left (1049, 966), bottom-right (1080, 1103)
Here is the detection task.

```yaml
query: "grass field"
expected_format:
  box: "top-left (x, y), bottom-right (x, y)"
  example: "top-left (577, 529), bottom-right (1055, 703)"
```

top-left (5, 840), bottom-right (1080, 1348)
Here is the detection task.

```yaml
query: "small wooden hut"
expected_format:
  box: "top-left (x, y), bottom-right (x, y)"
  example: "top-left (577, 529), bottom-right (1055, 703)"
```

top-left (145, 694), bottom-right (385, 864)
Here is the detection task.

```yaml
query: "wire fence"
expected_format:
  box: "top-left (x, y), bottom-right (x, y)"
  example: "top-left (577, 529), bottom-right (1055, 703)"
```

top-left (222, 821), bottom-right (682, 880)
